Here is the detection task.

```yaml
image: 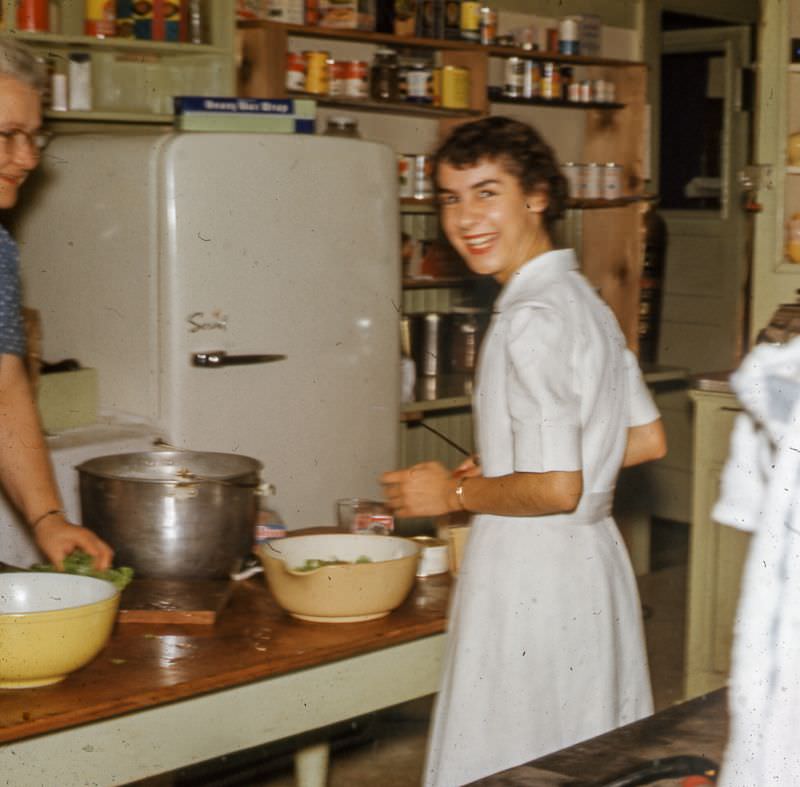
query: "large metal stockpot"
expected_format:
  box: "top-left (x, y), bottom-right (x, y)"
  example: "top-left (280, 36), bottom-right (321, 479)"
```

top-left (77, 450), bottom-right (263, 580)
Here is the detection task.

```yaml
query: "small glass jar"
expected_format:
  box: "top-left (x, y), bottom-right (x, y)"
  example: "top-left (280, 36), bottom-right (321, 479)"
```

top-left (323, 116), bottom-right (361, 138)
top-left (370, 48), bottom-right (399, 101)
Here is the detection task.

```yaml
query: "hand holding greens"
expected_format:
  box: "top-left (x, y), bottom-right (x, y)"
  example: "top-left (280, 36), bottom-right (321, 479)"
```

top-left (31, 549), bottom-right (134, 590)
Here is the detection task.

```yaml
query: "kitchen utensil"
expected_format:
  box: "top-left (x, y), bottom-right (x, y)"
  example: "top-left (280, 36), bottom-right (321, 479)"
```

top-left (0, 572), bottom-right (119, 688)
top-left (77, 450), bottom-right (262, 580)
top-left (257, 533), bottom-right (420, 622)
top-left (591, 754), bottom-right (718, 786)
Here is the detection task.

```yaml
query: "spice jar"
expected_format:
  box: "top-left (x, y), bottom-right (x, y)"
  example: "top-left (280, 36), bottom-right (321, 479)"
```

top-left (324, 116), bottom-right (361, 138)
top-left (370, 48), bottom-right (399, 101)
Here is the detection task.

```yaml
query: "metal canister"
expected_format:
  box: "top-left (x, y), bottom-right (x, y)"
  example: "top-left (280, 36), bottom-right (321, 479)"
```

top-left (503, 57), bottom-right (524, 98)
top-left (304, 50), bottom-right (330, 95)
top-left (285, 51), bottom-right (306, 92)
top-left (413, 155), bottom-right (434, 199)
top-left (603, 163), bottom-right (623, 200)
top-left (579, 79), bottom-right (592, 102)
top-left (479, 6), bottom-right (496, 45)
top-left (441, 65), bottom-right (470, 109)
top-left (460, 0), bottom-right (481, 41)
top-left (417, 313), bottom-right (445, 377)
top-left (17, 0), bottom-right (49, 32)
top-left (584, 162), bottom-right (602, 199)
top-left (343, 60), bottom-right (368, 98)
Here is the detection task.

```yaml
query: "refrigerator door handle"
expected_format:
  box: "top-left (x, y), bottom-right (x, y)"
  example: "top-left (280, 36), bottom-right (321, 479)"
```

top-left (192, 351), bottom-right (288, 368)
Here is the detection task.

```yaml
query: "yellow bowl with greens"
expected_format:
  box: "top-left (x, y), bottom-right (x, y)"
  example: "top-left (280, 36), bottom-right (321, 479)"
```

top-left (0, 572), bottom-right (120, 688)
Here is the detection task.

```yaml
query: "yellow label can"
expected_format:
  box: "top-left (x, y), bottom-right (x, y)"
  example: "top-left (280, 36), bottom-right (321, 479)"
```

top-left (303, 50), bottom-right (330, 95)
top-left (441, 65), bottom-right (471, 109)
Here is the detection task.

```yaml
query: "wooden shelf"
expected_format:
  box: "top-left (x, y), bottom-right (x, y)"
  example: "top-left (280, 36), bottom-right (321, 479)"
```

top-left (288, 91), bottom-right (481, 119)
top-left (402, 276), bottom-right (477, 289)
top-left (5, 30), bottom-right (227, 56)
top-left (568, 196), bottom-right (653, 209)
top-left (237, 21), bottom-right (645, 69)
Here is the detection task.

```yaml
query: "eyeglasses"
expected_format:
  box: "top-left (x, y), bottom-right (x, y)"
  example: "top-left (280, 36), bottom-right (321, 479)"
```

top-left (0, 129), bottom-right (52, 157)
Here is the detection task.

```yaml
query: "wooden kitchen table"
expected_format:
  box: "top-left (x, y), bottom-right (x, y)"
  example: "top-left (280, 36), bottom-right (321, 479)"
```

top-left (0, 574), bottom-right (449, 787)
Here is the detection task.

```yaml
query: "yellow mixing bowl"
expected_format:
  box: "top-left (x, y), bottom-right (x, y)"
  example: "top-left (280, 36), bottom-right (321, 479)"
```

top-left (0, 572), bottom-right (120, 689)
top-left (258, 534), bottom-right (420, 623)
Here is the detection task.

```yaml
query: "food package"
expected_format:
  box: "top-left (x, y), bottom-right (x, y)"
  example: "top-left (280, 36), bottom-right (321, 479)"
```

top-left (319, 0), bottom-right (375, 29)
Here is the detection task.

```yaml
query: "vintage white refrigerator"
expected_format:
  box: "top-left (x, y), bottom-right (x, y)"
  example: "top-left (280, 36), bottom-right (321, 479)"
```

top-left (13, 132), bottom-right (400, 529)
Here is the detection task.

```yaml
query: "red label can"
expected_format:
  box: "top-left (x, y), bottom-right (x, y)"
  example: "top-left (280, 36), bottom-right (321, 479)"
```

top-left (17, 0), bottom-right (49, 32)
top-left (343, 60), bottom-right (368, 98)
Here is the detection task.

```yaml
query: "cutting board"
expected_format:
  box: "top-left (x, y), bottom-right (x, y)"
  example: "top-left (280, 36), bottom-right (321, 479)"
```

top-left (118, 578), bottom-right (234, 625)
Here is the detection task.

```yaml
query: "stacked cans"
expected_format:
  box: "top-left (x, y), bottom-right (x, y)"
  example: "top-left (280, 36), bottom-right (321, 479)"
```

top-left (286, 51), bottom-right (369, 98)
top-left (561, 162), bottom-right (623, 200)
top-left (501, 59), bottom-right (615, 104)
top-left (398, 155), bottom-right (434, 200)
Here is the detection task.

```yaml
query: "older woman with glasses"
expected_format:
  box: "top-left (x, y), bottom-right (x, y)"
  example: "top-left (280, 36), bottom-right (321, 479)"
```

top-left (0, 38), bottom-right (112, 570)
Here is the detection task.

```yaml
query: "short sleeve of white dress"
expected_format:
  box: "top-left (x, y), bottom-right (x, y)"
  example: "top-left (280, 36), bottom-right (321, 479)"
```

top-left (623, 348), bottom-right (659, 427)
top-left (506, 304), bottom-right (582, 473)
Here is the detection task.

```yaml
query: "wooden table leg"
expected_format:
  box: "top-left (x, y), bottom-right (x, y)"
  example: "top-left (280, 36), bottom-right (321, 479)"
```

top-left (294, 741), bottom-right (330, 787)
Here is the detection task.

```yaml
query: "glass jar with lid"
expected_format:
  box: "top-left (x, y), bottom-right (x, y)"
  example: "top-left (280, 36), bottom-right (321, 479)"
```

top-left (370, 48), bottom-right (399, 101)
top-left (323, 116), bottom-right (361, 138)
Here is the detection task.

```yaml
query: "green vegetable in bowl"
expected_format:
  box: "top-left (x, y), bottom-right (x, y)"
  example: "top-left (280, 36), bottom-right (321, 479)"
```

top-left (294, 555), bottom-right (373, 572)
top-left (31, 549), bottom-right (134, 591)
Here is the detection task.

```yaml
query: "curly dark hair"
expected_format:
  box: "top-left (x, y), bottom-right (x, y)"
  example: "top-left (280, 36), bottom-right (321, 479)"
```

top-left (433, 116), bottom-right (568, 229)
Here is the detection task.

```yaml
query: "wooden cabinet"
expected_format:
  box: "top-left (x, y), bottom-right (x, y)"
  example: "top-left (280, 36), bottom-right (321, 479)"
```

top-left (0, 0), bottom-right (235, 123)
top-left (685, 388), bottom-right (751, 698)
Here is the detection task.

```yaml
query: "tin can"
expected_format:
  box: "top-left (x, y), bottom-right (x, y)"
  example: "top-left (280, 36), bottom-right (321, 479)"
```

top-left (17, 0), bottom-right (49, 31)
top-left (540, 62), bottom-right (559, 100)
top-left (561, 162), bottom-right (582, 199)
top-left (603, 163), bottom-right (623, 200)
top-left (479, 6), bottom-right (496, 45)
top-left (343, 60), bottom-right (368, 98)
top-left (406, 62), bottom-right (433, 103)
top-left (441, 65), bottom-right (470, 109)
top-left (558, 16), bottom-right (579, 55)
top-left (579, 79), bottom-right (592, 102)
top-left (413, 154), bottom-right (434, 199)
top-left (398, 155), bottom-right (416, 198)
top-left (326, 60), bottom-right (345, 96)
top-left (460, 0), bottom-right (481, 42)
top-left (522, 60), bottom-right (539, 98)
top-left (567, 81), bottom-right (580, 102)
top-left (84, 0), bottom-right (115, 37)
top-left (546, 27), bottom-right (558, 53)
top-left (285, 51), bottom-right (306, 92)
top-left (420, 312), bottom-right (444, 376)
top-left (432, 66), bottom-right (442, 106)
top-left (503, 57), bottom-right (524, 98)
top-left (584, 162), bottom-right (602, 199)
top-left (304, 50), bottom-right (330, 95)
top-left (370, 48), bottom-right (399, 101)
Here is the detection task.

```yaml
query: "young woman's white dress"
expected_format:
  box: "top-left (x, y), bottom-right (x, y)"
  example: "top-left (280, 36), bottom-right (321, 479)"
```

top-left (423, 250), bottom-right (658, 786)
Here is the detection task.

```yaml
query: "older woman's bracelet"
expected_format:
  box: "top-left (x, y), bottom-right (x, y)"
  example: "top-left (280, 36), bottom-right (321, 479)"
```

top-left (29, 508), bottom-right (66, 531)
top-left (455, 480), bottom-right (468, 511)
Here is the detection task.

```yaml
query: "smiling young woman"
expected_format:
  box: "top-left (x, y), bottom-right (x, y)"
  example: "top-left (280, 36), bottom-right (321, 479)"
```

top-left (381, 116), bottom-right (667, 785)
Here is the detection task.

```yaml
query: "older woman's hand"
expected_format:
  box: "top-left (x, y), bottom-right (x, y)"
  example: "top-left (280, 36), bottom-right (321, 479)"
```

top-left (34, 516), bottom-right (114, 571)
top-left (381, 461), bottom-right (455, 518)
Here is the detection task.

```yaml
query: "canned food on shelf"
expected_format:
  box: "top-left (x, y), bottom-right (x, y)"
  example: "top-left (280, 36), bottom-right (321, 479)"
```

top-left (561, 162), bottom-right (582, 199)
top-left (304, 50), bottom-right (330, 95)
top-left (479, 6), bottom-right (496, 45)
top-left (406, 61), bottom-right (433, 104)
top-left (503, 57), bottom-right (524, 98)
top-left (398, 154), bottom-right (416, 198)
top-left (285, 52), bottom-right (306, 92)
top-left (558, 16), bottom-right (579, 55)
top-left (460, 0), bottom-right (481, 41)
top-left (413, 154), bottom-right (434, 199)
top-left (540, 62), bottom-right (559, 100)
top-left (343, 60), bottom-right (368, 98)
top-left (441, 65), bottom-right (471, 109)
top-left (327, 59), bottom-right (347, 96)
top-left (370, 48), bottom-right (400, 101)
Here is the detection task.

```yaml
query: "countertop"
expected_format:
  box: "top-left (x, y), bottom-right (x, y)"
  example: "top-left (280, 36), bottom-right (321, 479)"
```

top-left (472, 689), bottom-right (728, 785)
top-left (691, 370), bottom-right (735, 395)
top-left (0, 572), bottom-right (450, 744)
